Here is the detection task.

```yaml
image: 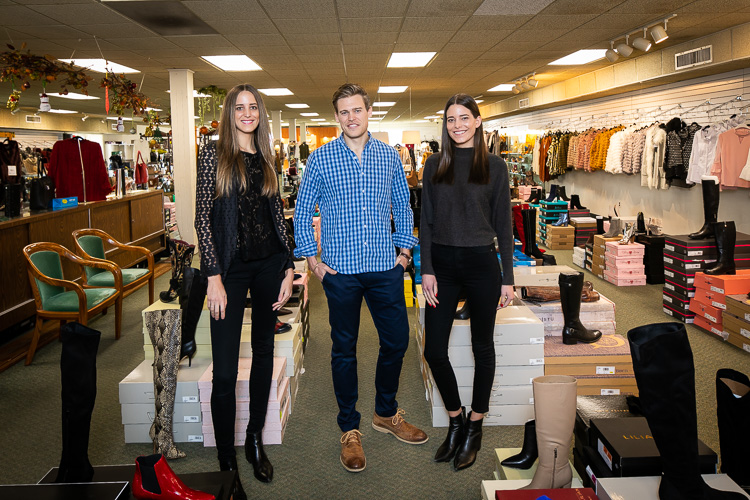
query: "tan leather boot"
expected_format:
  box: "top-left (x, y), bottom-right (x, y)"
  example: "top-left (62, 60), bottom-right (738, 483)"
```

top-left (521, 375), bottom-right (577, 490)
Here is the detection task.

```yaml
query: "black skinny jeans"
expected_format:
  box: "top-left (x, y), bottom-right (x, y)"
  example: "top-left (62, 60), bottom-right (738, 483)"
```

top-left (423, 243), bottom-right (501, 414)
top-left (210, 252), bottom-right (285, 461)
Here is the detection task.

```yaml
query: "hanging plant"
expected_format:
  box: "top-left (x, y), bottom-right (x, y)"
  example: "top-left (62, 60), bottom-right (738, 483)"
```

top-left (198, 85), bottom-right (227, 121)
top-left (100, 71), bottom-right (151, 116)
top-left (197, 96), bottom-right (210, 125)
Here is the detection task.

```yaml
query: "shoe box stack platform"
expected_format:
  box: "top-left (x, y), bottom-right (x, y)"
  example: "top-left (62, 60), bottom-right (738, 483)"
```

top-left (517, 292), bottom-right (616, 339)
top-left (571, 217), bottom-right (598, 248)
top-left (545, 225), bottom-right (576, 250)
top-left (537, 200), bottom-right (568, 243)
top-left (568, 206), bottom-right (591, 219)
top-left (414, 294), bottom-right (544, 427)
top-left (689, 271), bottom-right (750, 351)
top-left (596, 475), bottom-right (747, 500)
top-left (199, 357), bottom-right (291, 446)
top-left (591, 235), bottom-right (621, 279)
top-left (604, 242), bottom-right (646, 286)
top-left (573, 245), bottom-right (586, 269)
top-left (635, 234), bottom-right (665, 284)
top-left (404, 271), bottom-right (414, 307)
top-left (724, 293), bottom-right (750, 353)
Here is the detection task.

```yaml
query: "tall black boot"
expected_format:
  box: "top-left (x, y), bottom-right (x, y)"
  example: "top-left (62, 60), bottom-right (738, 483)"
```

top-left (434, 407), bottom-right (466, 462)
top-left (689, 179), bottom-right (720, 240)
top-left (570, 194), bottom-right (586, 210)
top-left (54, 322), bottom-right (101, 483)
top-left (705, 221), bottom-right (736, 275)
top-left (455, 292), bottom-right (470, 320)
top-left (558, 185), bottom-right (570, 201)
top-left (500, 419), bottom-right (538, 469)
top-left (596, 216), bottom-right (605, 235)
top-left (179, 267), bottom-right (207, 366)
top-left (218, 457), bottom-right (248, 500)
top-left (245, 430), bottom-right (273, 482)
top-left (524, 208), bottom-right (557, 265)
top-left (636, 212), bottom-right (647, 234)
top-left (628, 323), bottom-right (746, 500)
top-left (454, 413), bottom-right (483, 471)
top-left (716, 369), bottom-right (750, 492)
top-left (559, 272), bottom-right (601, 345)
top-left (545, 184), bottom-right (558, 202)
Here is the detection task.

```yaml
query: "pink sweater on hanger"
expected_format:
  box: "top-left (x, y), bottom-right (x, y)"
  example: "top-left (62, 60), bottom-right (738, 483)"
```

top-left (710, 128), bottom-right (750, 189)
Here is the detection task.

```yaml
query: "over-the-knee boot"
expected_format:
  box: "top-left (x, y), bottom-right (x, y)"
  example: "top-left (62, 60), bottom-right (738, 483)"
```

top-left (705, 221), bottom-right (736, 275)
top-left (628, 323), bottom-right (746, 499)
top-left (454, 412), bottom-right (483, 471)
top-left (160, 239), bottom-right (195, 303)
top-left (716, 369), bottom-right (750, 492)
top-left (560, 272), bottom-right (602, 345)
top-left (179, 267), bottom-right (207, 366)
top-left (54, 322), bottom-right (101, 483)
top-left (145, 309), bottom-right (186, 459)
top-left (434, 407), bottom-right (465, 462)
top-left (501, 420), bottom-right (538, 469)
top-left (513, 205), bottom-right (526, 253)
top-left (689, 179), bottom-right (720, 240)
top-left (521, 376), bottom-right (576, 489)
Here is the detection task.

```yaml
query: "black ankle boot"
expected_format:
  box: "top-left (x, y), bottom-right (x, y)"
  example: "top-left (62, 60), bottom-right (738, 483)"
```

top-left (218, 457), bottom-right (248, 500)
top-left (245, 430), bottom-right (273, 482)
top-left (500, 420), bottom-right (538, 469)
top-left (454, 412), bottom-right (483, 471)
top-left (434, 408), bottom-right (466, 462)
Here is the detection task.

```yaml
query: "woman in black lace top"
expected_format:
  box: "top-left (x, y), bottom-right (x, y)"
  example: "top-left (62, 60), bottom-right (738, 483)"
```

top-left (194, 84), bottom-right (294, 490)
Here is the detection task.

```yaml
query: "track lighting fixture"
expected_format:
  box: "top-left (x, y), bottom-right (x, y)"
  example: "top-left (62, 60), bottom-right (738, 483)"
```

top-left (607, 14), bottom-right (674, 62)
top-left (650, 19), bottom-right (668, 44)
top-left (605, 41), bottom-right (619, 63)
top-left (512, 83), bottom-right (521, 94)
top-left (616, 36), bottom-right (634, 57)
top-left (521, 79), bottom-right (532, 91)
top-left (527, 76), bottom-right (538, 88)
top-left (81, 114), bottom-right (89, 122)
top-left (631, 28), bottom-right (652, 52)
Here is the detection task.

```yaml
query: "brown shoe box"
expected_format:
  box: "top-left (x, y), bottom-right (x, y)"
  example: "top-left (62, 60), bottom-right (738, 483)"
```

top-left (726, 294), bottom-right (750, 321)
top-left (594, 235), bottom-right (621, 252)
top-left (589, 417), bottom-right (717, 477)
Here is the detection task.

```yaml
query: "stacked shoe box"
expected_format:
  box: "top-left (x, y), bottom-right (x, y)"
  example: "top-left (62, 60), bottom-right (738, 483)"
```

top-left (591, 235), bottom-right (620, 280)
top-left (585, 238), bottom-right (594, 272)
top-left (635, 234), bottom-right (666, 284)
top-left (568, 207), bottom-right (591, 219)
top-left (141, 300), bottom-right (211, 361)
top-left (546, 225), bottom-right (576, 250)
top-left (415, 295), bottom-right (544, 427)
top-left (119, 358), bottom-right (211, 443)
top-left (519, 292), bottom-right (616, 339)
top-left (545, 334), bottom-right (637, 396)
top-left (573, 246), bottom-right (586, 269)
top-left (538, 200), bottom-right (568, 244)
top-left (571, 217), bottom-right (597, 248)
top-left (199, 357), bottom-right (290, 446)
top-left (404, 272), bottom-right (414, 307)
top-left (604, 242), bottom-right (646, 286)
top-left (690, 271), bottom-right (750, 346)
top-left (724, 293), bottom-right (750, 353)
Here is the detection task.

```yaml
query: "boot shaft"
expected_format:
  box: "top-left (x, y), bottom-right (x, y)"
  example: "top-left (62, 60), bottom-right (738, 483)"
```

top-left (559, 272), bottom-right (584, 323)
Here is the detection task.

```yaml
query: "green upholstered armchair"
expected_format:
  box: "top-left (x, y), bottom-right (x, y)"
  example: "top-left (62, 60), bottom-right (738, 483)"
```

top-left (72, 228), bottom-right (155, 305)
top-left (22, 242), bottom-right (123, 365)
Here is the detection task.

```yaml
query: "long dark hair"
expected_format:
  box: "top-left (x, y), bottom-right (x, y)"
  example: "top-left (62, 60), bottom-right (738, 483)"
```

top-left (215, 84), bottom-right (277, 198)
top-left (432, 93), bottom-right (489, 185)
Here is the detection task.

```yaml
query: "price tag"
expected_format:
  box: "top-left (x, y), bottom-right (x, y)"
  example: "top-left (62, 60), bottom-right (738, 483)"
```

top-left (712, 301), bottom-right (726, 310)
top-left (705, 314), bottom-right (717, 323)
top-left (688, 250), bottom-right (703, 256)
top-left (665, 270), bottom-right (674, 278)
top-left (596, 366), bottom-right (616, 375)
top-left (740, 328), bottom-right (750, 339)
top-left (529, 337), bottom-right (544, 344)
top-left (529, 398), bottom-right (534, 405)
top-left (664, 295), bottom-right (673, 303)
top-left (710, 285), bottom-right (724, 293)
top-left (187, 435), bottom-right (204, 443)
top-left (7, 165), bottom-right (17, 176)
top-left (665, 244), bottom-right (675, 251)
top-left (184, 415), bottom-right (200, 423)
top-left (601, 388), bottom-right (620, 395)
top-left (744, 345), bottom-right (750, 354)
top-left (663, 307), bottom-right (673, 316)
top-left (665, 283), bottom-right (674, 291)
top-left (182, 396), bottom-right (198, 403)
top-left (529, 358), bottom-right (544, 366)
top-left (664, 257), bottom-right (673, 264)
top-left (686, 263), bottom-right (701, 270)
top-left (745, 313), bottom-right (750, 322)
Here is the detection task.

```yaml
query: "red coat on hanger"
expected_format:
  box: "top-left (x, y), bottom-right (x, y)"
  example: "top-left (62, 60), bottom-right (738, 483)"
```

top-left (49, 138), bottom-right (112, 202)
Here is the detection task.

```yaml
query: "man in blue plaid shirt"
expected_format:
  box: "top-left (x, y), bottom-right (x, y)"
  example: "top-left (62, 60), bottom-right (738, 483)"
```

top-left (294, 83), bottom-right (427, 473)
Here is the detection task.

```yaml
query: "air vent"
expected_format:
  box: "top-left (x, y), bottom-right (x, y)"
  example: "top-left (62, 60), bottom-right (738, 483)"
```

top-left (675, 46), bottom-right (712, 71)
top-left (26, 115), bottom-right (41, 123)
top-left (519, 98), bottom-right (530, 109)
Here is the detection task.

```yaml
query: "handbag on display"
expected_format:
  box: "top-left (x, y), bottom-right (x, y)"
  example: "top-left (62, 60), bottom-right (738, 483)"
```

top-left (29, 162), bottom-right (55, 210)
top-left (4, 183), bottom-right (22, 217)
top-left (135, 151), bottom-right (149, 186)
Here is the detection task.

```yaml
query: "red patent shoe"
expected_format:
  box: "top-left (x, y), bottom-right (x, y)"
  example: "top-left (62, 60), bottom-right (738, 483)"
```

top-left (132, 454), bottom-right (215, 500)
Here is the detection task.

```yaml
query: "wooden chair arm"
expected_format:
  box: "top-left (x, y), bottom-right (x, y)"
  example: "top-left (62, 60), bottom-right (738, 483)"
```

top-left (73, 228), bottom-right (155, 273)
top-left (64, 250), bottom-right (124, 290)
top-left (25, 265), bottom-right (87, 311)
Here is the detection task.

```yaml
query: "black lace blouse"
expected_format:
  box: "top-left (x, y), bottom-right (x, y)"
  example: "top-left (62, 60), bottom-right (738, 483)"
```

top-left (237, 152), bottom-right (284, 260)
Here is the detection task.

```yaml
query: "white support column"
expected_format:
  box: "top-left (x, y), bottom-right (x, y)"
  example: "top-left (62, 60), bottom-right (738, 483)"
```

top-left (299, 121), bottom-right (307, 147)
top-left (288, 118), bottom-right (297, 158)
top-left (271, 110), bottom-right (282, 143)
top-left (168, 69), bottom-right (197, 245)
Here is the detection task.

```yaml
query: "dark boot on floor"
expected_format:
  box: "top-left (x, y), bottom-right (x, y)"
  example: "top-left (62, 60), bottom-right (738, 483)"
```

top-left (559, 272), bottom-right (602, 345)
top-left (705, 221), bottom-right (736, 275)
top-left (454, 412), bottom-right (483, 471)
top-left (628, 323), bottom-right (746, 500)
top-left (179, 267), bottom-right (206, 366)
top-left (689, 179), bottom-right (720, 240)
top-left (500, 420), bottom-right (537, 469)
top-left (219, 457), bottom-right (248, 500)
top-left (245, 430), bottom-right (273, 482)
top-left (434, 408), bottom-right (465, 462)
top-left (522, 208), bottom-right (545, 260)
top-left (716, 369), bottom-right (750, 492)
top-left (54, 322), bottom-right (101, 483)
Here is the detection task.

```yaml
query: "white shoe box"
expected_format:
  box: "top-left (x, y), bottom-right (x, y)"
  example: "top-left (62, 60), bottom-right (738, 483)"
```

top-left (512, 265), bottom-right (579, 288)
top-left (447, 343), bottom-right (544, 367)
top-left (424, 369), bottom-right (534, 406)
top-left (452, 365), bottom-right (544, 387)
top-left (596, 475), bottom-right (748, 500)
top-left (239, 323), bottom-right (303, 377)
top-left (121, 402), bottom-right (201, 425)
top-left (119, 358), bottom-right (211, 404)
top-left (197, 357), bottom-right (287, 403)
top-left (481, 479), bottom-right (585, 500)
top-left (124, 422), bottom-right (204, 444)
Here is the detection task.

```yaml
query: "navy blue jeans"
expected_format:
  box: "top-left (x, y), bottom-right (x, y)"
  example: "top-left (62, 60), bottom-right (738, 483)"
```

top-left (321, 265), bottom-right (409, 432)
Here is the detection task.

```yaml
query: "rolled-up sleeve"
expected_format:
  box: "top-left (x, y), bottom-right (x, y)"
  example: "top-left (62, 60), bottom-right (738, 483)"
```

top-left (293, 154), bottom-right (322, 258)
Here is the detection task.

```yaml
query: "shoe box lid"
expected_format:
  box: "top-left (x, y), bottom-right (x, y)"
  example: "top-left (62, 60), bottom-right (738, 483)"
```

top-left (663, 279), bottom-right (696, 299)
top-left (694, 270), bottom-right (750, 295)
top-left (726, 294), bottom-right (750, 321)
top-left (662, 290), bottom-right (691, 312)
top-left (589, 417), bottom-right (717, 478)
top-left (635, 234), bottom-right (666, 248)
top-left (665, 232), bottom-right (750, 256)
top-left (662, 302), bottom-right (696, 323)
top-left (663, 265), bottom-right (697, 286)
top-left (663, 247), bottom-right (716, 269)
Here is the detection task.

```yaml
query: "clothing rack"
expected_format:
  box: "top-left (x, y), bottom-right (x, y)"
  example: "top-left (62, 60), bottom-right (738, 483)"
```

top-left (706, 95), bottom-right (742, 115)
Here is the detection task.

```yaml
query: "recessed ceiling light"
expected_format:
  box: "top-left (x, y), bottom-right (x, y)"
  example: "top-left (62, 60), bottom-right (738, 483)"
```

top-left (47, 109), bottom-right (77, 114)
top-left (437, 110), bottom-right (444, 114)
top-left (59, 58), bottom-right (139, 73)
top-left (549, 49), bottom-right (607, 65)
top-left (300, 112), bottom-right (319, 116)
top-left (387, 52), bottom-right (436, 68)
top-left (201, 55), bottom-right (262, 71)
top-left (424, 115), bottom-right (440, 119)
top-left (46, 92), bottom-right (99, 100)
top-left (475, 99), bottom-right (484, 104)
top-left (378, 86), bottom-right (408, 93)
top-left (372, 111), bottom-right (388, 115)
top-left (259, 88), bottom-right (293, 96)
top-left (107, 116), bottom-right (133, 121)
top-left (286, 103), bottom-right (309, 109)
top-left (373, 102), bottom-right (396, 107)
top-left (311, 118), bottom-right (326, 121)
top-left (487, 84), bottom-right (515, 92)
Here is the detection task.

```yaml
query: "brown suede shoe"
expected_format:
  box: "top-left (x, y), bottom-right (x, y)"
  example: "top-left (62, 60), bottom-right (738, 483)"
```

top-left (340, 430), bottom-right (366, 473)
top-left (372, 408), bottom-right (429, 445)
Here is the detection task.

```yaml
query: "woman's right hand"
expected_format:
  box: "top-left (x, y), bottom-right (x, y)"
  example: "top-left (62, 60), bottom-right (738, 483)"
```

top-left (422, 274), bottom-right (439, 307)
top-left (206, 275), bottom-right (227, 320)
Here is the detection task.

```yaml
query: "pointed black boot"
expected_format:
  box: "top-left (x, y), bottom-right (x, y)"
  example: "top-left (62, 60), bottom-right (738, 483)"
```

top-left (219, 457), bottom-right (248, 500)
top-left (560, 272), bottom-right (601, 345)
top-left (689, 179), bottom-right (720, 240)
top-left (636, 212), bottom-right (647, 234)
top-left (705, 221), bottom-right (736, 275)
top-left (628, 323), bottom-right (746, 500)
top-left (545, 184), bottom-right (558, 202)
top-left (558, 185), bottom-right (570, 201)
top-left (434, 408), bottom-right (466, 462)
top-left (716, 369), bottom-right (750, 492)
top-left (500, 420), bottom-right (538, 469)
top-left (179, 267), bottom-right (207, 366)
top-left (245, 430), bottom-right (273, 482)
top-left (454, 412), bottom-right (483, 471)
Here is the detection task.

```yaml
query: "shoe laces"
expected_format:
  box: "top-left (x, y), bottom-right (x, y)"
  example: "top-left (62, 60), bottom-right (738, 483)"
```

top-left (340, 429), bottom-right (362, 445)
top-left (390, 408), bottom-right (406, 427)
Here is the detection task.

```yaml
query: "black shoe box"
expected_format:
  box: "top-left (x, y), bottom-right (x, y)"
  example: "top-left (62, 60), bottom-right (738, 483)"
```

top-left (662, 290), bottom-right (691, 313)
top-left (646, 273), bottom-right (665, 285)
top-left (663, 279), bottom-right (696, 300)
top-left (663, 248), bottom-right (716, 272)
top-left (589, 417), bottom-right (717, 477)
top-left (575, 395), bottom-right (639, 458)
top-left (665, 232), bottom-right (750, 257)
top-left (0, 482), bottom-right (130, 500)
top-left (663, 265), bottom-right (696, 287)
top-left (574, 445), bottom-right (615, 490)
top-left (663, 301), bottom-right (696, 323)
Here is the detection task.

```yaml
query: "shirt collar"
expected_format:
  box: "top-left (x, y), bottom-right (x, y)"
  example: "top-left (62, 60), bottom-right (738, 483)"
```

top-left (336, 131), bottom-right (373, 154)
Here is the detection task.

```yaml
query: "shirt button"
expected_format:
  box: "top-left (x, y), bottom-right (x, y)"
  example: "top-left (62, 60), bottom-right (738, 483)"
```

top-left (362, 207), bottom-right (366, 210)
top-left (364, 241), bottom-right (367, 245)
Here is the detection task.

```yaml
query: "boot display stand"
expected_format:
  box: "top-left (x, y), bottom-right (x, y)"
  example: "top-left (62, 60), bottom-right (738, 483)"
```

top-left (689, 272), bottom-right (750, 353)
top-left (537, 200), bottom-right (568, 245)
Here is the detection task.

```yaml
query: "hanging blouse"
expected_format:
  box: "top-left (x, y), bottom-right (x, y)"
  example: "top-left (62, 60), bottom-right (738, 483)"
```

top-left (710, 127), bottom-right (750, 189)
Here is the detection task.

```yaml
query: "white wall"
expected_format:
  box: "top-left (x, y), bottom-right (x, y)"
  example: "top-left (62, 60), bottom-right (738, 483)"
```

top-left (367, 121), bottom-right (442, 146)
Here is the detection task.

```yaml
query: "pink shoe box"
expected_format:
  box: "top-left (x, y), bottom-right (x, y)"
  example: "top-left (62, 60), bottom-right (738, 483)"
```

top-left (604, 270), bottom-right (646, 286)
top-left (202, 397), bottom-right (290, 446)
top-left (518, 185), bottom-right (531, 199)
top-left (198, 358), bottom-right (287, 403)
top-left (604, 254), bottom-right (644, 268)
top-left (293, 271), bottom-right (309, 305)
top-left (605, 265), bottom-right (646, 277)
top-left (202, 382), bottom-right (290, 433)
top-left (200, 376), bottom-right (290, 426)
top-left (605, 241), bottom-right (645, 257)
top-left (689, 297), bottom-right (724, 325)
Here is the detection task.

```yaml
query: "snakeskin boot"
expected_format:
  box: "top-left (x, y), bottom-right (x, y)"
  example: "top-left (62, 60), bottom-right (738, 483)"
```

top-left (160, 239), bottom-right (195, 303)
top-left (145, 309), bottom-right (186, 459)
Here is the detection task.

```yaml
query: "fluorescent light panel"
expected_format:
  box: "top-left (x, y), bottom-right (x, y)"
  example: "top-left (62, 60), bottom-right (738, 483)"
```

top-left (424, 115), bottom-right (440, 119)
top-left (311, 118), bottom-right (326, 121)
top-left (286, 103), bottom-right (309, 109)
top-left (47, 109), bottom-right (77, 114)
top-left (300, 112), bottom-right (319, 116)
top-left (475, 99), bottom-right (484, 104)
top-left (373, 102), bottom-right (396, 107)
top-left (201, 55), bottom-right (261, 71)
top-left (59, 58), bottom-right (139, 73)
top-left (487, 84), bottom-right (515, 92)
top-left (46, 92), bottom-right (99, 100)
top-left (549, 49), bottom-right (607, 65)
top-left (378, 86), bottom-right (408, 93)
top-left (387, 52), bottom-right (436, 68)
top-left (259, 88), bottom-right (293, 96)
top-left (372, 111), bottom-right (388, 115)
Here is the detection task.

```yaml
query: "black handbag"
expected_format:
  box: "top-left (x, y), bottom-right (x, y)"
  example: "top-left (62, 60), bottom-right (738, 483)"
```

top-left (30, 162), bottom-right (55, 210)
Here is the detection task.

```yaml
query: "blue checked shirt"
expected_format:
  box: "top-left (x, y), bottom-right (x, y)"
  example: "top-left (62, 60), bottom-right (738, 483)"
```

top-left (293, 133), bottom-right (419, 274)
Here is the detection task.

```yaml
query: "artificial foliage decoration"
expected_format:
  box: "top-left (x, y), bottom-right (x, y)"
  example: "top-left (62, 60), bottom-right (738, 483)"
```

top-left (6, 89), bottom-right (21, 112)
top-left (197, 85), bottom-right (227, 120)
top-left (100, 71), bottom-right (151, 116)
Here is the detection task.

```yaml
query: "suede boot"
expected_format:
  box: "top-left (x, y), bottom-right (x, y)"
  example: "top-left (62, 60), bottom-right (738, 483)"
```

top-left (716, 369), bottom-right (750, 492)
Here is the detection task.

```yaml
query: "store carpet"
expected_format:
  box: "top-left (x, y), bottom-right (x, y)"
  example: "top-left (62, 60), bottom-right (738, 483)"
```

top-left (0, 248), bottom-right (746, 498)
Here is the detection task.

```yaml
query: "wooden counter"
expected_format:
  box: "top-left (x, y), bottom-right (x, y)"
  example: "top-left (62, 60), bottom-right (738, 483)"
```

top-left (0, 189), bottom-right (166, 333)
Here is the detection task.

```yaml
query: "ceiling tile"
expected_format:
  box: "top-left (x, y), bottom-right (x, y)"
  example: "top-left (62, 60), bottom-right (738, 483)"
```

top-left (274, 18), bottom-right (339, 33)
top-left (258, 0), bottom-right (336, 19)
top-left (336, 0), bottom-right (409, 17)
top-left (401, 16), bottom-right (466, 31)
top-left (397, 31), bottom-right (454, 44)
top-left (448, 29), bottom-right (513, 44)
top-left (183, 0), bottom-right (268, 20)
top-left (340, 17), bottom-right (401, 32)
top-left (462, 15), bottom-right (535, 30)
top-left (539, 0), bottom-right (624, 15)
top-left (206, 19), bottom-right (278, 35)
top-left (0, 5), bottom-right (59, 25)
top-left (26, 3), bottom-right (127, 24)
top-left (474, 0), bottom-right (554, 15)
top-left (342, 32), bottom-right (398, 44)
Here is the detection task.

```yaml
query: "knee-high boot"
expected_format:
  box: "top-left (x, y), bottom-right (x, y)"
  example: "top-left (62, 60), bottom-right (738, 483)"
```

top-left (716, 369), bottom-right (750, 492)
top-left (54, 322), bottom-right (101, 483)
top-left (513, 204), bottom-right (526, 253)
top-left (145, 309), bottom-right (186, 459)
top-left (560, 272), bottom-right (602, 344)
top-left (689, 179), bottom-right (720, 240)
top-left (160, 239), bottom-right (195, 303)
top-left (704, 221), bottom-right (736, 275)
top-left (628, 323), bottom-right (746, 499)
top-left (179, 267), bottom-right (207, 366)
top-left (521, 376), bottom-right (577, 489)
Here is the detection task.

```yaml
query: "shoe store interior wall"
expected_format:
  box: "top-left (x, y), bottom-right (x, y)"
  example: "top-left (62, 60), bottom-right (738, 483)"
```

top-left (1, 1), bottom-right (750, 499)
